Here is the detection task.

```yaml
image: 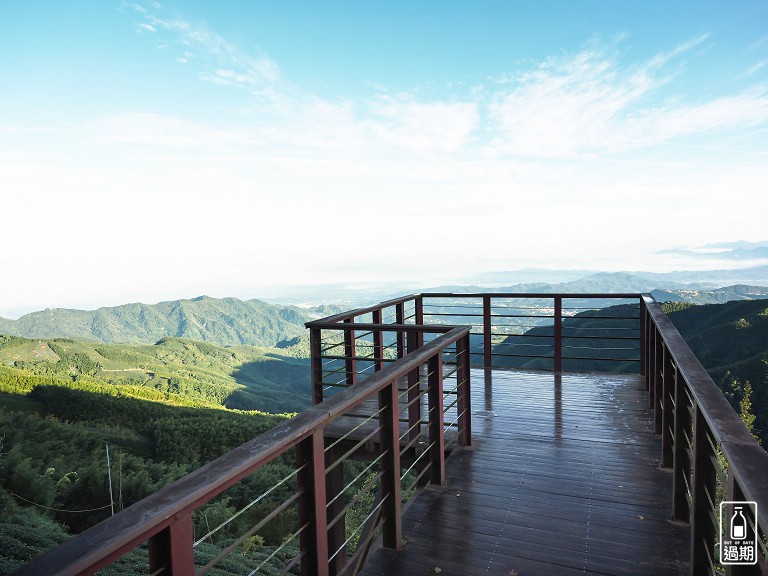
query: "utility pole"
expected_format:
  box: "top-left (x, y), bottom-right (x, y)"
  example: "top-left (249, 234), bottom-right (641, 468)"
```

top-left (105, 443), bottom-right (115, 516)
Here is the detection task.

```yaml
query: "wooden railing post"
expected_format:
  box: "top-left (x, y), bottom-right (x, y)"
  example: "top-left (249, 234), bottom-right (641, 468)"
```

top-left (652, 327), bottom-right (663, 413)
top-left (554, 296), bottom-right (562, 372)
top-left (379, 380), bottom-right (402, 550)
top-left (427, 354), bottom-right (446, 485)
top-left (456, 333), bottom-right (472, 447)
top-left (654, 338), bottom-right (664, 434)
top-left (395, 303), bottom-right (405, 359)
top-left (661, 349), bottom-right (674, 468)
top-left (297, 430), bottom-right (330, 576)
top-left (690, 404), bottom-right (717, 574)
top-left (148, 514), bottom-right (195, 576)
top-left (673, 371), bottom-right (691, 521)
top-left (372, 309), bottom-right (385, 372)
top-left (406, 329), bottom-right (421, 442)
top-left (639, 297), bottom-right (647, 377)
top-left (311, 327), bottom-right (324, 404)
top-left (415, 295), bottom-right (424, 348)
top-left (343, 318), bottom-right (357, 387)
top-left (325, 446), bottom-right (346, 575)
top-left (483, 295), bottom-right (492, 368)
top-left (643, 307), bottom-right (652, 392)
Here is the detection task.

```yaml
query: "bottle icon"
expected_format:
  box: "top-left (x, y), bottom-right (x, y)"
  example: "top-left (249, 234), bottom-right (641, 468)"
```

top-left (731, 506), bottom-right (747, 540)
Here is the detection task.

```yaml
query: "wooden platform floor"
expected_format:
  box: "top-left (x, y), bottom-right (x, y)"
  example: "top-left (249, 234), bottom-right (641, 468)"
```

top-left (359, 368), bottom-right (690, 576)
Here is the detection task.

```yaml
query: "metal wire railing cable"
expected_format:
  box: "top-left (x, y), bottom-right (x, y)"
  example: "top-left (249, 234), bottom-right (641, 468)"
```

top-left (325, 453), bottom-right (386, 510)
top-left (326, 469), bottom-right (385, 532)
top-left (192, 463), bottom-right (305, 547)
top-left (329, 497), bottom-right (388, 563)
top-left (246, 521), bottom-right (309, 576)
top-left (324, 407), bottom-right (387, 462)
top-left (196, 489), bottom-right (304, 575)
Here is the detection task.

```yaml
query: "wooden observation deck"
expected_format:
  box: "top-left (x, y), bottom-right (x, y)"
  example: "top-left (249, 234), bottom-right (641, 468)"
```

top-left (360, 368), bottom-right (689, 576)
top-left (13, 294), bottom-right (768, 576)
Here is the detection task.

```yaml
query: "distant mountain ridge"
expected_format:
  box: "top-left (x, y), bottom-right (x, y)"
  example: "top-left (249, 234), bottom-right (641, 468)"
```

top-left (3, 275), bottom-right (768, 347)
top-left (652, 285), bottom-right (768, 304)
top-left (426, 272), bottom-right (767, 301)
top-left (0, 296), bottom-right (314, 347)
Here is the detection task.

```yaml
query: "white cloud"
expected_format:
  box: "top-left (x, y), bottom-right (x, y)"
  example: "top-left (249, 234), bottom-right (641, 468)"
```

top-left (485, 37), bottom-right (768, 158)
top-left (6, 20), bottom-right (768, 313)
top-left (80, 112), bottom-right (240, 148)
top-left (365, 97), bottom-right (479, 154)
top-left (745, 60), bottom-right (767, 77)
top-left (624, 89), bottom-right (768, 146)
top-left (129, 2), bottom-right (280, 97)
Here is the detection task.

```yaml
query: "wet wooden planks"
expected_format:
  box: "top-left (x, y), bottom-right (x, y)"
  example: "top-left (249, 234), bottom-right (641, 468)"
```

top-left (359, 369), bottom-right (690, 576)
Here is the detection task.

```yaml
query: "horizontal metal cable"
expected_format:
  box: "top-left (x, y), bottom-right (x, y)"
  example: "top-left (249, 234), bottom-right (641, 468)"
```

top-left (193, 463), bottom-right (304, 547)
top-left (197, 489), bottom-right (303, 575)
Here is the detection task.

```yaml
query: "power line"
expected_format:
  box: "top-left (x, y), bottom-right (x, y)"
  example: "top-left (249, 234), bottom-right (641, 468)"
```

top-left (8, 491), bottom-right (112, 513)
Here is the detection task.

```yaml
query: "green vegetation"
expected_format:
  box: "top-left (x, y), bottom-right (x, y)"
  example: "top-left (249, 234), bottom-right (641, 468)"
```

top-left (0, 335), bottom-right (311, 414)
top-left (0, 334), bottom-right (311, 572)
top-left (0, 296), bottom-right (313, 347)
top-left (665, 299), bottom-right (768, 447)
top-left (5, 293), bottom-right (768, 572)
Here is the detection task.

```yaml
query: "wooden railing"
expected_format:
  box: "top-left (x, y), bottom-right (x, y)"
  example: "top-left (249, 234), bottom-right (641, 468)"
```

top-left (309, 292), bottom-right (768, 575)
top-left (642, 296), bottom-right (768, 575)
top-left (306, 293), bottom-right (644, 402)
top-left (12, 326), bottom-right (472, 576)
top-left (13, 292), bottom-right (768, 576)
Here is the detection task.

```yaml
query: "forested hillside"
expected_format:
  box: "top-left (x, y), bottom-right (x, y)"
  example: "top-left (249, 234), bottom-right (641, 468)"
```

top-left (0, 335), bottom-right (311, 572)
top-left (665, 299), bottom-right (768, 446)
top-left (0, 296), bottom-right (315, 347)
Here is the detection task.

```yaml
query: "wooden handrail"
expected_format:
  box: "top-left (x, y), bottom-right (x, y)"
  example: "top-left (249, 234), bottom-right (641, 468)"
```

top-left (642, 296), bottom-right (768, 574)
top-left (13, 326), bottom-right (472, 576)
top-left (643, 297), bottom-right (768, 503)
top-left (304, 294), bottom-right (420, 327)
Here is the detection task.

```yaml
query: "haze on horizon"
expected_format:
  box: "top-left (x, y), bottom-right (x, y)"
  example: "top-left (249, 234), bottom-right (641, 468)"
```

top-left (2, 1), bottom-right (768, 318)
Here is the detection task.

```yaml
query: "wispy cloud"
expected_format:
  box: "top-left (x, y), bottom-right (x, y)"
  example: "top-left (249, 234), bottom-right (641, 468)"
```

top-left (484, 37), bottom-right (768, 158)
top-left (745, 60), bottom-right (767, 77)
top-left (119, 4), bottom-right (768, 165)
top-left (126, 2), bottom-right (280, 97)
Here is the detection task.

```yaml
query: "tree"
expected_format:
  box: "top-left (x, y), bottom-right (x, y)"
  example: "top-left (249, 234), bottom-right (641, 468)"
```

top-left (739, 380), bottom-right (760, 444)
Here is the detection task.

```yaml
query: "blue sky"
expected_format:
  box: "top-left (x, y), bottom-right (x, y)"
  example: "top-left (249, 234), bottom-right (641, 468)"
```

top-left (2, 1), bottom-right (768, 315)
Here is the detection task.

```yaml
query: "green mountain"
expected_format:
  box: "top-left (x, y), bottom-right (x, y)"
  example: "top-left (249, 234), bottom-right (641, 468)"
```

top-left (0, 334), bottom-right (311, 571)
top-left (665, 299), bottom-right (768, 446)
top-left (0, 334), bottom-right (311, 414)
top-left (0, 296), bottom-right (311, 347)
